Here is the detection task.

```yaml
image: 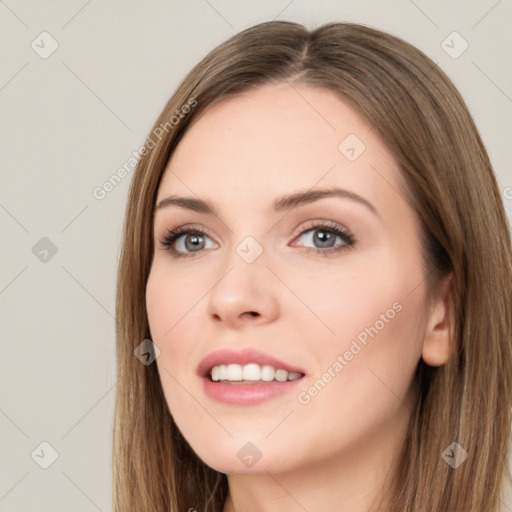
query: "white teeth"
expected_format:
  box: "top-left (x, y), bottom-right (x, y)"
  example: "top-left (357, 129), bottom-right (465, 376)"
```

top-left (226, 363), bottom-right (243, 380)
top-left (210, 363), bottom-right (303, 382)
top-left (261, 364), bottom-right (275, 381)
top-left (242, 363), bottom-right (261, 381)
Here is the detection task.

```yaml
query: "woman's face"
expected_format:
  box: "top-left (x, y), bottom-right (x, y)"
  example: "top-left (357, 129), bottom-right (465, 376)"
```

top-left (146, 82), bottom-right (432, 475)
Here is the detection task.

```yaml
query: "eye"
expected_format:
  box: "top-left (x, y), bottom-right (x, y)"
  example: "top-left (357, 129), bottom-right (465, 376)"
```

top-left (291, 221), bottom-right (356, 255)
top-left (158, 221), bottom-right (357, 259)
top-left (158, 225), bottom-right (217, 259)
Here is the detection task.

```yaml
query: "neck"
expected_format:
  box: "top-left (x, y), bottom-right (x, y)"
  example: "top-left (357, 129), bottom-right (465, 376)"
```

top-left (222, 401), bottom-right (410, 512)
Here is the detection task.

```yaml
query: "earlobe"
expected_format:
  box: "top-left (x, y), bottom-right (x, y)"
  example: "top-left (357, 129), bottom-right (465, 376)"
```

top-left (421, 273), bottom-right (455, 367)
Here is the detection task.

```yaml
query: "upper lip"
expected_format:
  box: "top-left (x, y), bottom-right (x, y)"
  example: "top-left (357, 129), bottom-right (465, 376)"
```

top-left (197, 347), bottom-right (306, 378)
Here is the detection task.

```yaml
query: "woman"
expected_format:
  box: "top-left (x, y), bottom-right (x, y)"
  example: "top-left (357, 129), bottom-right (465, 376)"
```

top-left (113, 20), bottom-right (512, 511)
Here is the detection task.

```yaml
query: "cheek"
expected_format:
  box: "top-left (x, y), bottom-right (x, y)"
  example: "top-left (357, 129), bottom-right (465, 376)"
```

top-left (145, 265), bottom-right (201, 341)
top-left (145, 268), bottom-right (199, 417)
top-left (146, 270), bottom-right (171, 343)
top-left (287, 253), bottom-right (418, 348)
top-left (290, 282), bottom-right (426, 461)
top-left (145, 265), bottom-right (206, 376)
top-left (146, 269), bottom-right (195, 400)
top-left (292, 247), bottom-right (427, 393)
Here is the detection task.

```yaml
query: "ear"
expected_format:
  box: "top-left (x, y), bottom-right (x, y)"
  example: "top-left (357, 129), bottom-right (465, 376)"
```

top-left (422, 273), bottom-right (455, 367)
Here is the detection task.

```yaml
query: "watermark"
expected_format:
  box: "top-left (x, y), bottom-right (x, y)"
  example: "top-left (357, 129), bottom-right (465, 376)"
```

top-left (441, 441), bottom-right (468, 468)
top-left (338, 133), bottom-right (366, 161)
top-left (134, 339), bottom-right (160, 365)
top-left (441, 31), bottom-right (469, 59)
top-left (236, 235), bottom-right (263, 263)
top-left (31, 31), bottom-right (59, 59)
top-left (152, 97), bottom-right (197, 139)
top-left (92, 97), bottom-right (197, 200)
top-left (31, 441), bottom-right (59, 469)
top-left (297, 301), bottom-right (403, 405)
top-left (504, 186), bottom-right (512, 201)
top-left (32, 236), bottom-right (58, 263)
top-left (237, 442), bottom-right (263, 468)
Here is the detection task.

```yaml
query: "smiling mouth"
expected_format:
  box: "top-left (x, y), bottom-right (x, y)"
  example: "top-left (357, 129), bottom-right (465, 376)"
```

top-left (209, 363), bottom-right (304, 383)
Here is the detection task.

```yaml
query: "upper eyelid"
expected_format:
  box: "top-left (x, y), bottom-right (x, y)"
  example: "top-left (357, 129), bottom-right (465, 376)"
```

top-left (160, 221), bottom-right (352, 246)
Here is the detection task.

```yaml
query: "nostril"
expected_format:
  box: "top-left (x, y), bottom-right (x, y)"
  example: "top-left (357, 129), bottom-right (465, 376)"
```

top-left (242, 311), bottom-right (259, 318)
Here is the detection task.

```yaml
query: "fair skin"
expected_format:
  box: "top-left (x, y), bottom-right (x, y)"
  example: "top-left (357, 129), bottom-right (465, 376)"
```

top-left (145, 82), bottom-right (453, 512)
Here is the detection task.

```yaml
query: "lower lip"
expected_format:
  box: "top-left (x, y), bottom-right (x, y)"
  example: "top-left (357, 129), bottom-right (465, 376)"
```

top-left (201, 375), bottom-right (305, 405)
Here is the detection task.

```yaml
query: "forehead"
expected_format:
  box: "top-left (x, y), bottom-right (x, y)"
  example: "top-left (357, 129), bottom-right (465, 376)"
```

top-left (156, 82), bottom-right (402, 212)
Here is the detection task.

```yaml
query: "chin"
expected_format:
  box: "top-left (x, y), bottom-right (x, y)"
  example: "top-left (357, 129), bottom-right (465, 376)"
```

top-left (185, 435), bottom-right (294, 475)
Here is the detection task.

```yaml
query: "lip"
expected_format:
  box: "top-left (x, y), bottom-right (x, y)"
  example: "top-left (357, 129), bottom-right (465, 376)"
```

top-left (197, 347), bottom-right (306, 406)
top-left (202, 378), bottom-right (304, 405)
top-left (197, 347), bottom-right (306, 378)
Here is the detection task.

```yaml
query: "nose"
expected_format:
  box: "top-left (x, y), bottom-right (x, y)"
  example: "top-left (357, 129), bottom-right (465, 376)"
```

top-left (206, 246), bottom-right (280, 329)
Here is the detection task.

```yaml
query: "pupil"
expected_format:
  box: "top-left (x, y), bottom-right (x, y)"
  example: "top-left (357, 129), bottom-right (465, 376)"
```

top-left (185, 234), bottom-right (204, 251)
top-left (314, 230), bottom-right (334, 248)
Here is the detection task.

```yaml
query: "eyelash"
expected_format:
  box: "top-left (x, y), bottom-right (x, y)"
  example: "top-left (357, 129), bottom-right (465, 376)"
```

top-left (158, 221), bottom-right (357, 259)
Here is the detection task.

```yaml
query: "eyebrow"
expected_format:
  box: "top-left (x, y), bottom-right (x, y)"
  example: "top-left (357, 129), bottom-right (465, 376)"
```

top-left (155, 187), bottom-right (379, 218)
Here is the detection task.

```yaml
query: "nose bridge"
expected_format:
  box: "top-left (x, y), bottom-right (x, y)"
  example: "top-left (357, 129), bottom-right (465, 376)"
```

top-left (234, 232), bottom-right (266, 266)
top-left (218, 231), bottom-right (268, 297)
top-left (221, 213), bottom-right (270, 268)
top-left (206, 228), bottom-right (279, 325)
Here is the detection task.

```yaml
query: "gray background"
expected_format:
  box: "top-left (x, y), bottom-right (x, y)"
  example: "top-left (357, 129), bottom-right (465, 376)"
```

top-left (1, 0), bottom-right (511, 510)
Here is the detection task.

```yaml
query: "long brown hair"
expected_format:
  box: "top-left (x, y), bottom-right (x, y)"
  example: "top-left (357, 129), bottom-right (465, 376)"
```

top-left (113, 20), bottom-right (512, 511)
